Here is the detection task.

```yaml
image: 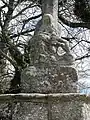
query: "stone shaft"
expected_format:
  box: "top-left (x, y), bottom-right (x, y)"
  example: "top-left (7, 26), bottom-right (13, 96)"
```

top-left (42, 0), bottom-right (58, 30)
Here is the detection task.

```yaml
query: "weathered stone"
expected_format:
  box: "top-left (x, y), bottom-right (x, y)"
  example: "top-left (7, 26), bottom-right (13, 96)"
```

top-left (41, 0), bottom-right (58, 31)
top-left (21, 66), bottom-right (77, 93)
top-left (28, 26), bottom-right (74, 66)
top-left (13, 0), bottom-right (83, 120)
top-left (12, 101), bottom-right (83, 120)
top-left (18, 22), bottom-right (81, 120)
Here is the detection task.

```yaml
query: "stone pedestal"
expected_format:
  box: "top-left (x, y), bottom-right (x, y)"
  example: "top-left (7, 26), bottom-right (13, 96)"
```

top-left (21, 66), bottom-right (77, 93)
top-left (11, 65), bottom-right (83, 120)
top-left (12, 13), bottom-right (83, 120)
top-left (12, 101), bottom-right (83, 120)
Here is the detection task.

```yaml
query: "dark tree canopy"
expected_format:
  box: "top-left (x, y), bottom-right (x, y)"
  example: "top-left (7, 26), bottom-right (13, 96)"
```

top-left (74, 0), bottom-right (90, 22)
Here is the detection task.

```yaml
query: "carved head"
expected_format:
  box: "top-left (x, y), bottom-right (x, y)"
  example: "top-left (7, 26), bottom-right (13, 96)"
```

top-left (42, 14), bottom-right (53, 25)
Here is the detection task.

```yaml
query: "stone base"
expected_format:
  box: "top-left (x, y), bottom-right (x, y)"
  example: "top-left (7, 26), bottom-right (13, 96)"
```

top-left (17, 66), bottom-right (84, 120)
top-left (21, 66), bottom-right (78, 93)
top-left (12, 101), bottom-right (83, 120)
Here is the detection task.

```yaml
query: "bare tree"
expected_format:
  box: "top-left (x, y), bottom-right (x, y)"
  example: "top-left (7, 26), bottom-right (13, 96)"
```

top-left (58, 0), bottom-right (90, 85)
top-left (0, 0), bottom-right (90, 119)
top-left (0, 0), bottom-right (90, 93)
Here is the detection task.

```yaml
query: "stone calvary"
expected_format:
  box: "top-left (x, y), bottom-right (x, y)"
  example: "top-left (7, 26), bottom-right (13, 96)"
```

top-left (13, 0), bottom-right (83, 120)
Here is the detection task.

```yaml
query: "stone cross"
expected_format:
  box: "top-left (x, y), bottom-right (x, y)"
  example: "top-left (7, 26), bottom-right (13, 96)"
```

top-left (12, 1), bottom-right (83, 120)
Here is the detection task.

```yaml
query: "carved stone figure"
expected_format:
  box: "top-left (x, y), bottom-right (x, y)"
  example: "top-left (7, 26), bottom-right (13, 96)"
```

top-left (15, 1), bottom-right (83, 119)
top-left (30, 14), bottom-right (74, 66)
top-left (16, 11), bottom-right (82, 120)
top-left (35, 14), bottom-right (57, 35)
top-left (20, 13), bottom-right (76, 97)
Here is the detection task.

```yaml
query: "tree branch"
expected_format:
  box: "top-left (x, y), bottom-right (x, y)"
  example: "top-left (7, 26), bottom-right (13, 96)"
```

top-left (3, 0), bottom-right (14, 29)
top-left (58, 15), bottom-right (90, 29)
top-left (22, 13), bottom-right (42, 24)
top-left (10, 28), bottom-right (35, 38)
top-left (12, 4), bottom-right (38, 19)
top-left (75, 54), bottom-right (90, 61)
top-left (1, 32), bottom-right (25, 68)
top-left (10, 14), bottom-right (42, 38)
top-left (0, 49), bottom-right (17, 67)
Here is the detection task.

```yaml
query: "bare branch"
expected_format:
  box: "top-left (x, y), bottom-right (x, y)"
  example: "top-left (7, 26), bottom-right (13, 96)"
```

top-left (59, 15), bottom-right (90, 29)
top-left (1, 32), bottom-right (25, 68)
top-left (0, 49), bottom-right (17, 67)
top-left (10, 28), bottom-right (35, 38)
top-left (75, 54), bottom-right (90, 61)
top-left (3, 0), bottom-right (14, 29)
top-left (12, 4), bottom-right (38, 19)
top-left (22, 13), bottom-right (42, 24)
top-left (1, 0), bottom-right (8, 7)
